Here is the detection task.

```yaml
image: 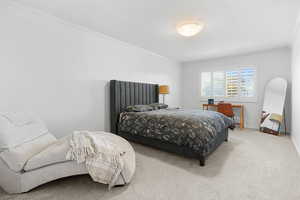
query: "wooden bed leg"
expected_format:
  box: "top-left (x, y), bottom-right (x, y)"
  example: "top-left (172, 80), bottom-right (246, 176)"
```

top-left (199, 157), bottom-right (205, 167)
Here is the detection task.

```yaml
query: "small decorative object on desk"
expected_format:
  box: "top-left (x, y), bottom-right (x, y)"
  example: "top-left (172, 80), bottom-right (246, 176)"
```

top-left (208, 99), bottom-right (214, 104)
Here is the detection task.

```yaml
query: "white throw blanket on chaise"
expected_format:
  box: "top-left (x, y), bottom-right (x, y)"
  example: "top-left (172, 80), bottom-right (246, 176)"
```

top-left (66, 131), bottom-right (126, 189)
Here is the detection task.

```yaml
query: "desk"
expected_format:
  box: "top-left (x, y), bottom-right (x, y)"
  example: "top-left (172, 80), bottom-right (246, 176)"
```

top-left (202, 104), bottom-right (244, 129)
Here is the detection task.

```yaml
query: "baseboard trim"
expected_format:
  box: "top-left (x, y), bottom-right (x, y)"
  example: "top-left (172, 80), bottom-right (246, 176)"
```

top-left (291, 136), bottom-right (300, 156)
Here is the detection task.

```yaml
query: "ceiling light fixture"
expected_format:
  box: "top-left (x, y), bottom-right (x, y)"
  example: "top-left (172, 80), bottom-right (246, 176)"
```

top-left (176, 20), bottom-right (204, 37)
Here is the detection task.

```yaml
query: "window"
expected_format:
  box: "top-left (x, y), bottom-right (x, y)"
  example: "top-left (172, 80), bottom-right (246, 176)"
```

top-left (200, 67), bottom-right (256, 101)
top-left (226, 70), bottom-right (239, 97)
top-left (240, 68), bottom-right (256, 97)
top-left (213, 72), bottom-right (225, 97)
top-left (201, 72), bottom-right (212, 97)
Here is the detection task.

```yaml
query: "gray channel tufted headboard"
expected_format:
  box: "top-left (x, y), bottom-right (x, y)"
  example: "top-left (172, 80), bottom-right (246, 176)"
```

top-left (110, 80), bottom-right (159, 134)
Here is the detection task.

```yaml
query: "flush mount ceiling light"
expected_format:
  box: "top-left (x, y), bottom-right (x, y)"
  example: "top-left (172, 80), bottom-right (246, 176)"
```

top-left (176, 20), bottom-right (204, 37)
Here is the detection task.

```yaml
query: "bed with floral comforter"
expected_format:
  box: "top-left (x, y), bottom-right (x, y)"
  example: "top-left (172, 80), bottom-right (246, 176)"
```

top-left (118, 108), bottom-right (234, 157)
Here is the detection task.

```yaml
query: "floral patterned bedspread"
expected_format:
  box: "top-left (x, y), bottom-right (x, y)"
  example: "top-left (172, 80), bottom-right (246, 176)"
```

top-left (118, 108), bottom-right (234, 154)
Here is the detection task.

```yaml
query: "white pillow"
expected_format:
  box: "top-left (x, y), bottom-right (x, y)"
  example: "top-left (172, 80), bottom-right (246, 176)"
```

top-left (0, 112), bottom-right (34, 126)
top-left (24, 135), bottom-right (71, 171)
top-left (0, 133), bottom-right (57, 172)
top-left (0, 112), bottom-right (49, 150)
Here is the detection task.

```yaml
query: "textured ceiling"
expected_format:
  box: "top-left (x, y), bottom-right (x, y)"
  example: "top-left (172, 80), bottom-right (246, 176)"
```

top-left (13, 0), bottom-right (300, 62)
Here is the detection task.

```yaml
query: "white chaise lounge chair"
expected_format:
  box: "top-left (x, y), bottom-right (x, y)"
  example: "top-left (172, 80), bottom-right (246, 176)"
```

top-left (0, 113), bottom-right (135, 194)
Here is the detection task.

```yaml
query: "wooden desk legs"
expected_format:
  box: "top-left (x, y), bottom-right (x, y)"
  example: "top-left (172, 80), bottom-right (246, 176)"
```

top-left (239, 106), bottom-right (244, 129)
top-left (202, 104), bottom-right (245, 129)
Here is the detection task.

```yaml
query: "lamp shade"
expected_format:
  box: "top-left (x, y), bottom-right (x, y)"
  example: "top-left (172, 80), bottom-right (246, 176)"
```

top-left (159, 85), bottom-right (169, 94)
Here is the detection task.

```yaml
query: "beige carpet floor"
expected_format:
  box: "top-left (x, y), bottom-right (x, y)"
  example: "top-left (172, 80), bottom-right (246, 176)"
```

top-left (1, 129), bottom-right (300, 200)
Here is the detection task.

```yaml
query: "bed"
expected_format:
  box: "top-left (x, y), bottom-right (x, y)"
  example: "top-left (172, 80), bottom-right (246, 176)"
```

top-left (110, 80), bottom-right (234, 166)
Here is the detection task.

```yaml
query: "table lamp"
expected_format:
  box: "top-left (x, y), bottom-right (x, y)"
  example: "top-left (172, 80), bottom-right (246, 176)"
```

top-left (159, 85), bottom-right (169, 104)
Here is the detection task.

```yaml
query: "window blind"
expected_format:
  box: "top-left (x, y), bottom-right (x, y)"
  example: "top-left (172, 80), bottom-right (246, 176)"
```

top-left (213, 72), bottom-right (225, 97)
top-left (200, 67), bottom-right (256, 99)
top-left (226, 71), bottom-right (239, 97)
top-left (240, 68), bottom-right (256, 97)
top-left (201, 72), bottom-right (212, 97)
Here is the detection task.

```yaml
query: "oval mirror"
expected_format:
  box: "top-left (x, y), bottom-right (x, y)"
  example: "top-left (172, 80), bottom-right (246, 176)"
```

top-left (260, 77), bottom-right (287, 135)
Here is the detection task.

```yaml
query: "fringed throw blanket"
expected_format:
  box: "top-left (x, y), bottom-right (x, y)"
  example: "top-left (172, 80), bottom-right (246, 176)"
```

top-left (66, 131), bottom-right (125, 189)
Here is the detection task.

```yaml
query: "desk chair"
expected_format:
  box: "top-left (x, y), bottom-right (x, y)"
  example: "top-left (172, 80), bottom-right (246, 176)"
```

top-left (217, 103), bottom-right (234, 119)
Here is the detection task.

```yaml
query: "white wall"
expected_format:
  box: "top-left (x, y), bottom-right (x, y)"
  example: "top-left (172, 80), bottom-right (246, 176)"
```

top-left (182, 47), bottom-right (291, 130)
top-left (0, 1), bottom-right (181, 138)
top-left (291, 15), bottom-right (300, 153)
